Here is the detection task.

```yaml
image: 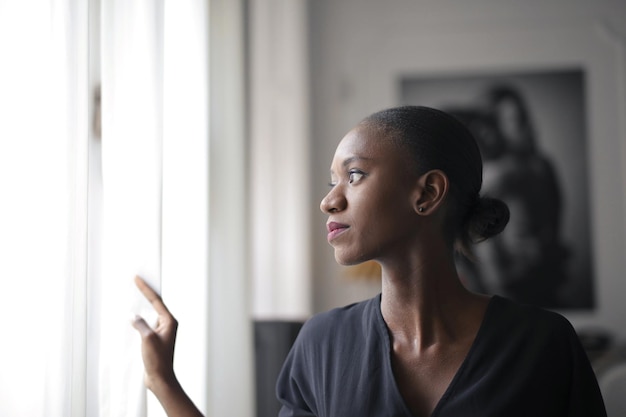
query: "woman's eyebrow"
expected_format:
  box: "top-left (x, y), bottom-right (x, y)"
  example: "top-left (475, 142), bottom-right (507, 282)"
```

top-left (341, 156), bottom-right (372, 167)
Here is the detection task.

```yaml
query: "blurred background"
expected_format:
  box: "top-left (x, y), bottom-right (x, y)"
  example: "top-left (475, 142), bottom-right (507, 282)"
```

top-left (1, 0), bottom-right (625, 416)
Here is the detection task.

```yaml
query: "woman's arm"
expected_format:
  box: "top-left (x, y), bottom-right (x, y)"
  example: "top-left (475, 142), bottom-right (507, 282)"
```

top-left (132, 276), bottom-right (204, 417)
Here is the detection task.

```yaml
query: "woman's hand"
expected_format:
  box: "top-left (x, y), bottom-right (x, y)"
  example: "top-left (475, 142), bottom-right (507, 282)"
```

top-left (131, 275), bottom-right (179, 392)
top-left (131, 276), bottom-right (205, 417)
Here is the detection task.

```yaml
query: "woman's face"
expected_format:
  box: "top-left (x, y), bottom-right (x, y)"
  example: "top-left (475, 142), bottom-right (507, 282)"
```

top-left (320, 125), bottom-right (421, 265)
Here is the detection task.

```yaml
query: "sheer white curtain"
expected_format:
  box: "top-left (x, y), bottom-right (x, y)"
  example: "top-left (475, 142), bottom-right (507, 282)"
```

top-left (0, 0), bottom-right (253, 416)
top-left (0, 1), bottom-right (89, 416)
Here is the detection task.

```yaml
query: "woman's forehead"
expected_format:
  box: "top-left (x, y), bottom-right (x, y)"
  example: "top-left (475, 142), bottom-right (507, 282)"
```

top-left (330, 126), bottom-right (409, 171)
top-left (334, 126), bottom-right (393, 158)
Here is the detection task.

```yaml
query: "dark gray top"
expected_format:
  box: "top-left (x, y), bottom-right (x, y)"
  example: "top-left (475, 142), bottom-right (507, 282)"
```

top-left (276, 295), bottom-right (606, 417)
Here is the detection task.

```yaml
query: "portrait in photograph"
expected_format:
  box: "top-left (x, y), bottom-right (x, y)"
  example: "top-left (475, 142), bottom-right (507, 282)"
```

top-left (400, 69), bottom-right (594, 309)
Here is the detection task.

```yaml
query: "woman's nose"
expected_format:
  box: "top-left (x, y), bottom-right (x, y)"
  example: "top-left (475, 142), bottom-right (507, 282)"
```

top-left (320, 186), bottom-right (346, 214)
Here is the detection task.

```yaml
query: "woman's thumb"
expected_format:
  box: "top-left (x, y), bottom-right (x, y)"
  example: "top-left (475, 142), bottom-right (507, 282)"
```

top-left (131, 315), bottom-right (153, 337)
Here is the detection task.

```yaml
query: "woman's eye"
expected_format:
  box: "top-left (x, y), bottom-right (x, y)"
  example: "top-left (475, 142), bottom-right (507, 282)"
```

top-left (348, 170), bottom-right (365, 184)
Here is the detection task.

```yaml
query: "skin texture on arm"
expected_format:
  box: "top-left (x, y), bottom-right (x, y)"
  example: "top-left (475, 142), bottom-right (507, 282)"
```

top-left (132, 276), bottom-right (205, 417)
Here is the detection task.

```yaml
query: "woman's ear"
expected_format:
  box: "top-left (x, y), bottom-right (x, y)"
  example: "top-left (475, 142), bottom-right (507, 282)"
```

top-left (414, 169), bottom-right (449, 215)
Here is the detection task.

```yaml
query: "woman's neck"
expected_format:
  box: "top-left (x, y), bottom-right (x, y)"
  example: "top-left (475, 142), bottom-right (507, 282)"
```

top-left (379, 248), bottom-right (487, 351)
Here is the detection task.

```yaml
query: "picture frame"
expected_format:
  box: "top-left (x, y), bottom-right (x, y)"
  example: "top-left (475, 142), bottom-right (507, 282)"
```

top-left (400, 69), bottom-right (593, 309)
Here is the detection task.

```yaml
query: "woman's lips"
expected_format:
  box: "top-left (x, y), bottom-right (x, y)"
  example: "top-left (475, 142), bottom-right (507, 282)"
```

top-left (326, 221), bottom-right (349, 241)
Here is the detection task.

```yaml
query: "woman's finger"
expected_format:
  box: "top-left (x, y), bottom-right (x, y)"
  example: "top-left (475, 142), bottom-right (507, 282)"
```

top-left (132, 315), bottom-right (154, 337)
top-left (134, 275), bottom-right (172, 317)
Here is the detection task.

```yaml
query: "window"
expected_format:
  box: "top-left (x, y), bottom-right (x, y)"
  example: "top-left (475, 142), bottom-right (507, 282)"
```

top-left (0, 1), bottom-right (253, 416)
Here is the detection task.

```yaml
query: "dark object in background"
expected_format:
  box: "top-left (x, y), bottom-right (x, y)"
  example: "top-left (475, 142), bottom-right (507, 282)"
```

top-left (255, 320), bottom-right (303, 417)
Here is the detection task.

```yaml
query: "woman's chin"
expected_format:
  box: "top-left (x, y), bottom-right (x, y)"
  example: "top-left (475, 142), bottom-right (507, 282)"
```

top-left (334, 251), bottom-right (369, 266)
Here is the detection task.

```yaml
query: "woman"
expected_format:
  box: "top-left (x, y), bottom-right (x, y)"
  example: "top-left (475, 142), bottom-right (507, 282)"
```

top-left (133, 106), bottom-right (606, 417)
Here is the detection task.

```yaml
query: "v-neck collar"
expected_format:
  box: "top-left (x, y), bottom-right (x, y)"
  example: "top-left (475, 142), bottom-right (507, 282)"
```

top-left (373, 294), bottom-right (499, 417)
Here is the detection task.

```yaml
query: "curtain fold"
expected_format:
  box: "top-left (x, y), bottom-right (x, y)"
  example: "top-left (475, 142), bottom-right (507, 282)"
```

top-left (100, 1), bottom-right (164, 416)
top-left (160, 0), bottom-right (210, 414)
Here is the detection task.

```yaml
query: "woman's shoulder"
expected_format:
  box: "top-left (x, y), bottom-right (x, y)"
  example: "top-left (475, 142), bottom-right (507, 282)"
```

top-left (469, 295), bottom-right (589, 382)
top-left (486, 295), bottom-right (579, 344)
top-left (491, 295), bottom-right (569, 321)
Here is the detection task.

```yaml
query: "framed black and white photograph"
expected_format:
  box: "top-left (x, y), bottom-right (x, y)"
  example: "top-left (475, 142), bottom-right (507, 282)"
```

top-left (400, 69), bottom-right (594, 310)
